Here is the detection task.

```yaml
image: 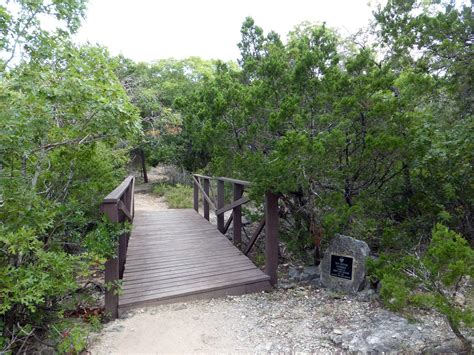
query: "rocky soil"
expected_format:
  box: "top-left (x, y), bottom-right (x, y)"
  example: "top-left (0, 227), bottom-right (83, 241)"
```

top-left (90, 284), bottom-right (468, 354)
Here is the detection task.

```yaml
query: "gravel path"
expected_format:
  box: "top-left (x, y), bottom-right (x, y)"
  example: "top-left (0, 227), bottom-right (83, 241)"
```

top-left (133, 166), bottom-right (169, 212)
top-left (89, 286), bottom-right (461, 354)
top-left (134, 191), bottom-right (168, 212)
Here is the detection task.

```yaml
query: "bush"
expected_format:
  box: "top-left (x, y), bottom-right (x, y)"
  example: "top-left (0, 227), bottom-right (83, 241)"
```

top-left (153, 183), bottom-right (193, 209)
top-left (0, 13), bottom-right (140, 351)
top-left (369, 224), bottom-right (474, 351)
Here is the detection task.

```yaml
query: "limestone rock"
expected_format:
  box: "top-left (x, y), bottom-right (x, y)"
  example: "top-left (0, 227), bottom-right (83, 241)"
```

top-left (328, 311), bottom-right (429, 352)
top-left (289, 265), bottom-right (321, 282)
top-left (321, 234), bottom-right (370, 294)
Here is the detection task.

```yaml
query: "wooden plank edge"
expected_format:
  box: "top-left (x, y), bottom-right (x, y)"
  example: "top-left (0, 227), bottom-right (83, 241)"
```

top-left (118, 279), bottom-right (271, 316)
top-left (119, 272), bottom-right (270, 304)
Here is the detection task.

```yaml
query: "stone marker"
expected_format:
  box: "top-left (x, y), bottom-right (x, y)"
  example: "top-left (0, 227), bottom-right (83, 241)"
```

top-left (321, 234), bottom-right (370, 293)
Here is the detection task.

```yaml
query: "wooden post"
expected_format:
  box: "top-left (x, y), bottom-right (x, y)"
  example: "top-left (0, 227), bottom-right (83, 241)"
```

top-left (203, 178), bottom-right (210, 221)
top-left (233, 184), bottom-right (243, 248)
top-left (217, 180), bottom-right (225, 233)
top-left (265, 192), bottom-right (279, 286)
top-left (193, 178), bottom-right (199, 212)
top-left (130, 177), bottom-right (135, 222)
top-left (118, 233), bottom-right (128, 279)
top-left (122, 185), bottom-right (131, 216)
top-left (101, 202), bottom-right (120, 319)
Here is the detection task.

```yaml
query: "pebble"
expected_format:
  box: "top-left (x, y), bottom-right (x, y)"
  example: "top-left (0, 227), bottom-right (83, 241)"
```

top-left (108, 325), bottom-right (125, 332)
top-left (173, 304), bottom-right (187, 311)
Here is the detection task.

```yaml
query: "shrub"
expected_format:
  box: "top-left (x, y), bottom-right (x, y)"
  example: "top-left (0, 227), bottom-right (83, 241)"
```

top-left (369, 224), bottom-right (474, 352)
top-left (153, 183), bottom-right (193, 209)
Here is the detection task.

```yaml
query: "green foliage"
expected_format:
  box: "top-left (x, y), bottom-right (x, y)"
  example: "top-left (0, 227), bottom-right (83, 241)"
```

top-left (104, 279), bottom-right (123, 297)
top-left (53, 320), bottom-right (89, 354)
top-left (177, 1), bottom-right (473, 258)
top-left (253, 252), bottom-right (265, 268)
top-left (369, 225), bottom-right (474, 350)
top-left (84, 218), bottom-right (131, 260)
top-left (153, 183), bottom-right (193, 209)
top-left (114, 56), bottom-right (219, 167)
top-left (0, 0), bottom-right (472, 351)
top-left (0, 0), bottom-right (87, 68)
top-left (0, 0), bottom-right (141, 351)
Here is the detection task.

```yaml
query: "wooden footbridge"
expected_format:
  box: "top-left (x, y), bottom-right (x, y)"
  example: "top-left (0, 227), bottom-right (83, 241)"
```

top-left (100, 175), bottom-right (279, 318)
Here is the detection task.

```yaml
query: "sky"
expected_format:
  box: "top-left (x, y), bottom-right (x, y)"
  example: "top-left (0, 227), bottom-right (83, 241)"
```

top-left (74, 0), bottom-right (381, 63)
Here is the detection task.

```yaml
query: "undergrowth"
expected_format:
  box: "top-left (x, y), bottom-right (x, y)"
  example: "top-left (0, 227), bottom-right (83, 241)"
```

top-left (153, 183), bottom-right (193, 209)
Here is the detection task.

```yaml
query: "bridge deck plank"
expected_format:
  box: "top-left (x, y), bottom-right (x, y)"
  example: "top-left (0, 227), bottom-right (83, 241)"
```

top-left (118, 208), bottom-right (271, 314)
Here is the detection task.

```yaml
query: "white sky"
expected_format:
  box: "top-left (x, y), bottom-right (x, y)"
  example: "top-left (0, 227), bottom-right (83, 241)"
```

top-left (74, 0), bottom-right (381, 63)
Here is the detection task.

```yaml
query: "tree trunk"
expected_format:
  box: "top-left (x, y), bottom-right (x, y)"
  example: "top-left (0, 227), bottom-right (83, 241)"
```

top-left (447, 316), bottom-right (472, 353)
top-left (140, 149), bottom-right (148, 183)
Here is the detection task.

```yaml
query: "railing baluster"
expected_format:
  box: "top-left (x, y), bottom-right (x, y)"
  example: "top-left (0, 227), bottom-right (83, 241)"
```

top-left (193, 178), bottom-right (199, 212)
top-left (244, 217), bottom-right (265, 255)
top-left (192, 173), bottom-right (280, 286)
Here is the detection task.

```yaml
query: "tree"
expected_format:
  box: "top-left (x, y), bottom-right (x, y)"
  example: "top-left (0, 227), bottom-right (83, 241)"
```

top-left (177, 3), bottom-right (472, 262)
top-left (0, 1), bottom-right (141, 351)
top-left (374, 0), bottom-right (474, 244)
top-left (114, 56), bottom-right (218, 170)
top-left (179, 19), bottom-right (418, 257)
top-left (0, 0), bottom-right (87, 67)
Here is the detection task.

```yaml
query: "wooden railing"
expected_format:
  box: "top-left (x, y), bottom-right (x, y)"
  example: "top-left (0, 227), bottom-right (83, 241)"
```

top-left (192, 174), bottom-right (279, 285)
top-left (100, 175), bottom-right (135, 319)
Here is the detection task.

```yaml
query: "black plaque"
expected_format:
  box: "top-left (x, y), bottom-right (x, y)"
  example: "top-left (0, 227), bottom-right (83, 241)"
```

top-left (330, 254), bottom-right (353, 280)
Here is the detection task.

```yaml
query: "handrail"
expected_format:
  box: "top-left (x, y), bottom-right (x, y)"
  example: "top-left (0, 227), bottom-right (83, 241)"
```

top-left (192, 175), bottom-right (217, 211)
top-left (101, 175), bottom-right (135, 222)
top-left (216, 196), bottom-right (250, 215)
top-left (100, 175), bottom-right (135, 319)
top-left (216, 176), bottom-right (251, 186)
top-left (103, 175), bottom-right (134, 203)
top-left (192, 173), bottom-right (279, 286)
top-left (193, 173), bottom-right (213, 180)
top-left (193, 175), bottom-right (250, 215)
top-left (193, 174), bottom-right (251, 186)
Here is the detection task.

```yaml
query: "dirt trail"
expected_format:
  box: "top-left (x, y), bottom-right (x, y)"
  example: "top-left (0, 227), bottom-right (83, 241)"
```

top-left (89, 288), bottom-right (457, 354)
top-left (90, 300), bottom-right (258, 354)
top-left (133, 167), bottom-right (168, 212)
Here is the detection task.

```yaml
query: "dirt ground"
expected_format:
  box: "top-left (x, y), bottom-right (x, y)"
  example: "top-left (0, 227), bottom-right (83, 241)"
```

top-left (89, 287), bottom-right (462, 354)
top-left (90, 299), bottom-right (261, 354)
